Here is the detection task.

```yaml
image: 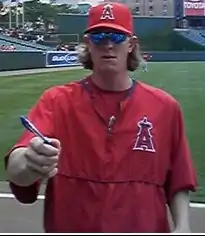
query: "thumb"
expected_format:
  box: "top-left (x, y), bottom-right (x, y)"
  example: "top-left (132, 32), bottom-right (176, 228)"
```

top-left (48, 138), bottom-right (61, 150)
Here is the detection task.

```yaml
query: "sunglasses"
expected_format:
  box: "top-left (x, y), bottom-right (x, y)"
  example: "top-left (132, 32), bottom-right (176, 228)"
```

top-left (89, 32), bottom-right (127, 45)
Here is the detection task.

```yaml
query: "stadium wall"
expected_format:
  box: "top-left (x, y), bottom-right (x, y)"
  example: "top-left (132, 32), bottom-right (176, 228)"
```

top-left (56, 14), bottom-right (175, 37)
top-left (56, 15), bottom-right (176, 51)
top-left (56, 15), bottom-right (205, 51)
top-left (1, 51), bottom-right (205, 71)
top-left (0, 51), bottom-right (46, 71)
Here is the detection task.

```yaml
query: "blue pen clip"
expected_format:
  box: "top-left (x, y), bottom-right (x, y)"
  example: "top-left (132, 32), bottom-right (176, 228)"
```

top-left (20, 115), bottom-right (52, 145)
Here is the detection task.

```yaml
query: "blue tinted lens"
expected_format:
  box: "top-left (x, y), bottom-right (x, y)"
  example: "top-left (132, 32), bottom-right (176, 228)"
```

top-left (90, 33), bottom-right (105, 44)
top-left (90, 32), bottom-right (127, 44)
top-left (110, 33), bottom-right (127, 44)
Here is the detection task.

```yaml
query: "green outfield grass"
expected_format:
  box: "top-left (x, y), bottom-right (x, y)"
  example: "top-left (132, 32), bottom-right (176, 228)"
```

top-left (1, 62), bottom-right (205, 202)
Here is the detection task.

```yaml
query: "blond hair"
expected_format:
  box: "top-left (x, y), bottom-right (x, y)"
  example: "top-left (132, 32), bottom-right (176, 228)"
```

top-left (76, 43), bottom-right (141, 71)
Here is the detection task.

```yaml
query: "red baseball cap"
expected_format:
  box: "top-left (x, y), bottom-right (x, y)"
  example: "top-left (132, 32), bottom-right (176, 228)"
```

top-left (84, 2), bottom-right (133, 35)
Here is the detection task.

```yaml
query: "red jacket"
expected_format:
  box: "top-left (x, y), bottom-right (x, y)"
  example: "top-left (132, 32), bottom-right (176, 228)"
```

top-left (5, 77), bottom-right (197, 233)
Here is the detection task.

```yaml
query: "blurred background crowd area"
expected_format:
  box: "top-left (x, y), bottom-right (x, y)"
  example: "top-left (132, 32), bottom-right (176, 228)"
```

top-left (0, 0), bottom-right (204, 53)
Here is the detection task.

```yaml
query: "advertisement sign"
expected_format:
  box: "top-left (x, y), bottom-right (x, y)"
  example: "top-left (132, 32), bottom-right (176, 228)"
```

top-left (46, 51), bottom-right (81, 68)
top-left (184, 0), bottom-right (205, 16)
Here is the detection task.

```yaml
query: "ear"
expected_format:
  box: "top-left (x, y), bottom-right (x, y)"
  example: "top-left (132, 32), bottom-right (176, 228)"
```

top-left (83, 34), bottom-right (90, 46)
top-left (128, 35), bottom-right (138, 53)
top-left (83, 34), bottom-right (92, 52)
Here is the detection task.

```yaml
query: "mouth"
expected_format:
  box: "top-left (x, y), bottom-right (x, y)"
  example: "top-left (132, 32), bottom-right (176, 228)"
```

top-left (101, 55), bottom-right (116, 59)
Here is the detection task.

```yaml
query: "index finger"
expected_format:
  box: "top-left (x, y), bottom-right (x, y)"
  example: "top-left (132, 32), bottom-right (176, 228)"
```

top-left (29, 137), bottom-right (60, 156)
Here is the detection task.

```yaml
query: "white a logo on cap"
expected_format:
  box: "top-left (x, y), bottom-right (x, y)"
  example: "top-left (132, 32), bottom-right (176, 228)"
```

top-left (100, 4), bottom-right (115, 20)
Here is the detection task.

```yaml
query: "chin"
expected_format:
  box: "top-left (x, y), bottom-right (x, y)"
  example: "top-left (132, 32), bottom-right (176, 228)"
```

top-left (100, 64), bottom-right (119, 73)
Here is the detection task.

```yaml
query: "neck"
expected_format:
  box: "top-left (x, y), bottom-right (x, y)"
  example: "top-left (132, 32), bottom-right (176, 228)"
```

top-left (91, 70), bottom-right (132, 91)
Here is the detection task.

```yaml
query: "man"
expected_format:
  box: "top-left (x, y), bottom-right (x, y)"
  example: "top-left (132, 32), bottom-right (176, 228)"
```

top-left (5, 2), bottom-right (197, 233)
top-left (141, 53), bottom-right (152, 72)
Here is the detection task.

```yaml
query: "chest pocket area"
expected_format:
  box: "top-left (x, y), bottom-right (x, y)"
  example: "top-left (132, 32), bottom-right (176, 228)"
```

top-left (119, 115), bottom-right (160, 185)
top-left (130, 148), bottom-right (158, 184)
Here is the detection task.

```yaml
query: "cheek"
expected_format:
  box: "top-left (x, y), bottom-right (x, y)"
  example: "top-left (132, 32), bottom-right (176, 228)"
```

top-left (117, 44), bottom-right (130, 59)
top-left (89, 45), bottom-right (101, 60)
top-left (117, 40), bottom-right (131, 53)
top-left (89, 49), bottom-right (98, 61)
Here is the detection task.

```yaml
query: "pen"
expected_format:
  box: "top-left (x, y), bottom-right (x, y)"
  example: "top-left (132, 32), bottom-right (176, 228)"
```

top-left (20, 115), bottom-right (52, 145)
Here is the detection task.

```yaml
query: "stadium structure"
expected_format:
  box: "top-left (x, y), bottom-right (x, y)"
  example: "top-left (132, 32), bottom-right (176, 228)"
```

top-left (0, 0), bottom-right (205, 51)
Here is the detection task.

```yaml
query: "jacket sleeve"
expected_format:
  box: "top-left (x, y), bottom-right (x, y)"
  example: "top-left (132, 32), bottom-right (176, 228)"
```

top-left (164, 102), bottom-right (198, 204)
top-left (4, 88), bottom-right (55, 204)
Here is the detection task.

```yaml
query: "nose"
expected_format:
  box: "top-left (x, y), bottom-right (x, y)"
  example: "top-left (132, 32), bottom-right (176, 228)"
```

top-left (103, 39), bottom-right (114, 49)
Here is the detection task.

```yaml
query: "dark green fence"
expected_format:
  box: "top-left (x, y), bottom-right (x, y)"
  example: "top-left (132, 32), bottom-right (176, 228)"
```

top-left (0, 51), bottom-right (45, 71)
top-left (56, 15), bottom-right (174, 37)
top-left (1, 51), bottom-right (205, 71)
top-left (55, 15), bottom-right (205, 51)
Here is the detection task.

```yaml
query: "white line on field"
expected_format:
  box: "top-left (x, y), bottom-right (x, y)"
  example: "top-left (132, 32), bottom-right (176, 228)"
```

top-left (0, 193), bottom-right (45, 200)
top-left (0, 193), bottom-right (204, 208)
top-left (190, 203), bottom-right (205, 208)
